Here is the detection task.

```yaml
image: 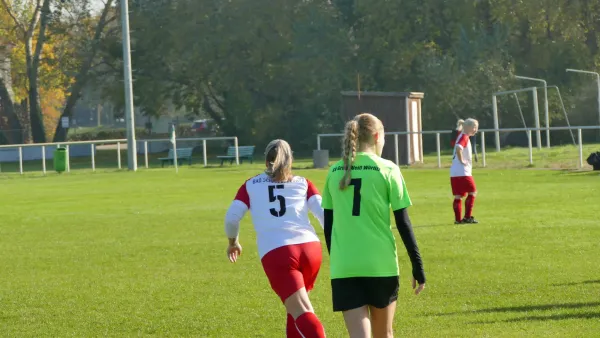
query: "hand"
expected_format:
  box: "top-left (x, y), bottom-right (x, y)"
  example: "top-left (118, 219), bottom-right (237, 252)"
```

top-left (412, 278), bottom-right (425, 295)
top-left (227, 242), bottom-right (242, 263)
top-left (462, 161), bottom-right (468, 166)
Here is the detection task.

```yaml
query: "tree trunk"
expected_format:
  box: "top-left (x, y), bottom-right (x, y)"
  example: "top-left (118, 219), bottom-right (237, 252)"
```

top-left (0, 44), bottom-right (23, 144)
top-left (53, 0), bottom-right (115, 142)
top-left (27, 0), bottom-right (51, 143)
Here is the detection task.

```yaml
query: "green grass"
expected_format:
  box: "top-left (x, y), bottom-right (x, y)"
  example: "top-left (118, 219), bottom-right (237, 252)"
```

top-left (0, 166), bottom-right (599, 337)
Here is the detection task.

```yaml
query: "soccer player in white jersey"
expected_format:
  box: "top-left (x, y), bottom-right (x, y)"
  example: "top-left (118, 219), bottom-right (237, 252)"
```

top-left (224, 139), bottom-right (326, 338)
top-left (450, 118), bottom-right (479, 224)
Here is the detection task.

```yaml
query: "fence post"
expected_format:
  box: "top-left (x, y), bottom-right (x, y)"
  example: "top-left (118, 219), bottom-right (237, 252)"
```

top-left (91, 144), bottom-right (96, 172)
top-left (144, 141), bottom-right (149, 169)
top-left (203, 139), bottom-right (208, 167)
top-left (234, 137), bottom-right (239, 165)
top-left (42, 146), bottom-right (46, 175)
top-left (66, 145), bottom-right (70, 172)
top-left (578, 129), bottom-right (583, 169)
top-left (117, 142), bottom-right (122, 169)
top-left (527, 130), bottom-right (533, 165)
top-left (317, 136), bottom-right (321, 151)
top-left (18, 146), bottom-right (23, 175)
top-left (394, 134), bottom-right (399, 165)
top-left (481, 132), bottom-right (486, 168)
top-left (436, 133), bottom-right (441, 168)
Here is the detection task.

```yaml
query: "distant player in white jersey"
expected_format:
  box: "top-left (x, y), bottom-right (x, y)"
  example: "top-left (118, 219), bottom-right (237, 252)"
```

top-left (224, 139), bottom-right (326, 338)
top-left (450, 118), bottom-right (479, 224)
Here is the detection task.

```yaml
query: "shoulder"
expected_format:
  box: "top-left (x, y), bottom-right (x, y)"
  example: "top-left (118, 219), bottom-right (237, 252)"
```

top-left (245, 173), bottom-right (270, 186)
top-left (327, 159), bottom-right (345, 175)
top-left (456, 133), bottom-right (469, 147)
top-left (372, 156), bottom-right (399, 175)
top-left (293, 176), bottom-right (321, 198)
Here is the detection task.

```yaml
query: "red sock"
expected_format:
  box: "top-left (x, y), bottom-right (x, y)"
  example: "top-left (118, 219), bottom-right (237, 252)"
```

top-left (287, 313), bottom-right (302, 338)
top-left (453, 199), bottom-right (462, 222)
top-left (295, 312), bottom-right (326, 338)
top-left (465, 195), bottom-right (475, 218)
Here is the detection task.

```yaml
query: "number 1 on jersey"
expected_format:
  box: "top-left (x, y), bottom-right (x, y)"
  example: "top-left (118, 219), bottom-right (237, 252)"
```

top-left (349, 178), bottom-right (362, 216)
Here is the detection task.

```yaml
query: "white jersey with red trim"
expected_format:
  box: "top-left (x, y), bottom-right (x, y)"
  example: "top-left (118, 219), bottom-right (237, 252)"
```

top-left (450, 133), bottom-right (472, 177)
top-left (228, 173), bottom-right (323, 258)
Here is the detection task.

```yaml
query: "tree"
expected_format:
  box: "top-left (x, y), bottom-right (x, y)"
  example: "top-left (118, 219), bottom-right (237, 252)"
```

top-left (0, 0), bottom-right (54, 143)
top-left (52, 0), bottom-right (115, 142)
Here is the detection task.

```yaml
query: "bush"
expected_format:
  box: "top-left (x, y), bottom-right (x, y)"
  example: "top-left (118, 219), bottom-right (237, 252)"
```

top-left (68, 128), bottom-right (149, 141)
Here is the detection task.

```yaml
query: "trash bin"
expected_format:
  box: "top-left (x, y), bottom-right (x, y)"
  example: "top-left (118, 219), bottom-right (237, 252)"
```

top-left (586, 151), bottom-right (600, 171)
top-left (313, 150), bottom-right (329, 169)
top-left (54, 147), bottom-right (67, 173)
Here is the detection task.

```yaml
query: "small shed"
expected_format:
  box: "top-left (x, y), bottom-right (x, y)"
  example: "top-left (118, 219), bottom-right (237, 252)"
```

top-left (341, 91), bottom-right (424, 165)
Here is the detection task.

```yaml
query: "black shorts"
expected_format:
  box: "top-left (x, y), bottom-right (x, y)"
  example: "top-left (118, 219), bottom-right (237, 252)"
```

top-left (331, 276), bottom-right (399, 312)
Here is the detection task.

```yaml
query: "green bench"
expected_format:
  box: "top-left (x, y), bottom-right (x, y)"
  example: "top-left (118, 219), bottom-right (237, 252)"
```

top-left (217, 146), bottom-right (255, 165)
top-left (158, 147), bottom-right (194, 167)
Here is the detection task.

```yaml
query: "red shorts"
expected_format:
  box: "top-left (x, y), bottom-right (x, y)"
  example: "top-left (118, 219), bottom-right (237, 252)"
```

top-left (260, 241), bottom-right (322, 303)
top-left (451, 176), bottom-right (477, 196)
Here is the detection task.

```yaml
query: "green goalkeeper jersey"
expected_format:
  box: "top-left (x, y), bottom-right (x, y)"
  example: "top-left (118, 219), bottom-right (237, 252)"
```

top-left (322, 152), bottom-right (412, 279)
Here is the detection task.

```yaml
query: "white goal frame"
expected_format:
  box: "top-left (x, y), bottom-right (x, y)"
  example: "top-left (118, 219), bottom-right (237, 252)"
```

top-left (492, 87), bottom-right (541, 152)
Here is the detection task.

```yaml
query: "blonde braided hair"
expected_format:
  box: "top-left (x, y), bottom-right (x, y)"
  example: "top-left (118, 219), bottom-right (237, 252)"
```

top-left (339, 113), bottom-right (383, 190)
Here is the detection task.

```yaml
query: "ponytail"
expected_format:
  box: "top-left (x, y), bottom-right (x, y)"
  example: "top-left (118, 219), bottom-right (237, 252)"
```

top-left (456, 119), bottom-right (465, 132)
top-left (340, 120), bottom-right (359, 190)
top-left (265, 139), bottom-right (293, 182)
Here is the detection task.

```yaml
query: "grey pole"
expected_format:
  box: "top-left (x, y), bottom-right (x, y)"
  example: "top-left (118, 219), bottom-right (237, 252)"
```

top-left (492, 95), bottom-right (500, 151)
top-left (566, 68), bottom-right (600, 139)
top-left (121, 0), bottom-right (137, 171)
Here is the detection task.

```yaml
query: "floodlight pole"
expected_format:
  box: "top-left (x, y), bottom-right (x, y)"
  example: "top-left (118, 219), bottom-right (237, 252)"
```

top-left (120, 0), bottom-right (137, 171)
top-left (515, 75), bottom-right (549, 148)
top-left (566, 68), bottom-right (600, 138)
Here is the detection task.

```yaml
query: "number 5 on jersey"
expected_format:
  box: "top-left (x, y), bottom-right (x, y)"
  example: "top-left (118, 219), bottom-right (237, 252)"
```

top-left (268, 185), bottom-right (286, 217)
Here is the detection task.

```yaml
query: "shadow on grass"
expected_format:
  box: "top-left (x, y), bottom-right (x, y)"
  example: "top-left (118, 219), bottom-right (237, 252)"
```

top-left (471, 312), bottom-right (600, 324)
top-left (430, 301), bottom-right (600, 317)
top-left (558, 170), bottom-right (599, 176)
top-left (413, 224), bottom-right (457, 229)
top-left (552, 280), bottom-right (600, 287)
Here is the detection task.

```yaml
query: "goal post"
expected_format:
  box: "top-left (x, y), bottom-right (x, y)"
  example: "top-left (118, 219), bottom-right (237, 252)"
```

top-left (492, 87), bottom-right (541, 151)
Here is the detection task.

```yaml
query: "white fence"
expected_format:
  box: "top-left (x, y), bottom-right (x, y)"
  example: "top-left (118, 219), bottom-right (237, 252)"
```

top-left (317, 126), bottom-right (600, 169)
top-left (0, 136), bottom-right (239, 175)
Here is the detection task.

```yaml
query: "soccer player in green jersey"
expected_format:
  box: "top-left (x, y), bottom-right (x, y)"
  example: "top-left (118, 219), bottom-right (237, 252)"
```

top-left (322, 113), bottom-right (426, 338)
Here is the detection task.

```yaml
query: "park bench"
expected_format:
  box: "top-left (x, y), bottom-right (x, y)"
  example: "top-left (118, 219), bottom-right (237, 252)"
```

top-left (217, 146), bottom-right (255, 165)
top-left (158, 147), bottom-right (194, 167)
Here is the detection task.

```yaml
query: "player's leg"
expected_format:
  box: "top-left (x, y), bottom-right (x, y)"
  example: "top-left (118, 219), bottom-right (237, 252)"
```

top-left (343, 306), bottom-right (371, 338)
top-left (286, 241), bottom-right (325, 338)
top-left (286, 312), bottom-right (302, 338)
top-left (261, 245), bottom-right (308, 337)
top-left (369, 302), bottom-right (397, 338)
top-left (285, 287), bottom-right (325, 338)
top-left (464, 177), bottom-right (478, 223)
top-left (453, 195), bottom-right (463, 224)
top-left (366, 276), bottom-right (399, 338)
top-left (333, 277), bottom-right (370, 337)
top-left (451, 177), bottom-right (464, 223)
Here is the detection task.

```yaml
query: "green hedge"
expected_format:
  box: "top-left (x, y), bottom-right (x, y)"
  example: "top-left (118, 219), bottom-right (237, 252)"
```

top-left (67, 128), bottom-right (150, 141)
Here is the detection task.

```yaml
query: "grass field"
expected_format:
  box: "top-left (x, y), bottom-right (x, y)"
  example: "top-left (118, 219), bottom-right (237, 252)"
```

top-left (1, 164), bottom-right (599, 337)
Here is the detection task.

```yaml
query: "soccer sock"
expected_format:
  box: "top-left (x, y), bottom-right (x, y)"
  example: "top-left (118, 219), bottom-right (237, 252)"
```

top-left (453, 199), bottom-right (462, 222)
top-left (465, 195), bottom-right (476, 218)
top-left (287, 313), bottom-right (302, 338)
top-left (295, 312), bottom-right (326, 338)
